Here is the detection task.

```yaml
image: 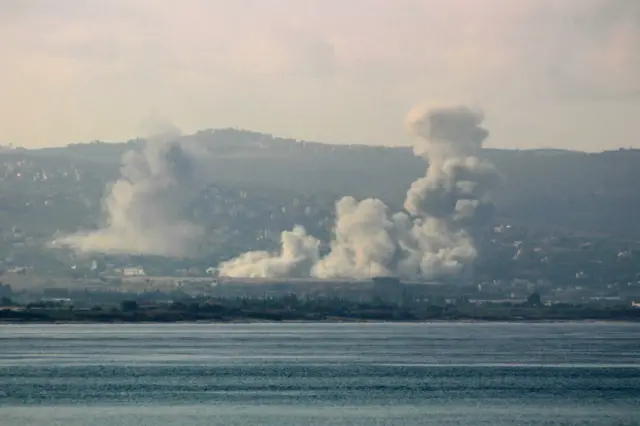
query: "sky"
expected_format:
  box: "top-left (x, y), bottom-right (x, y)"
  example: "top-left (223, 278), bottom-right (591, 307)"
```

top-left (0, 0), bottom-right (639, 151)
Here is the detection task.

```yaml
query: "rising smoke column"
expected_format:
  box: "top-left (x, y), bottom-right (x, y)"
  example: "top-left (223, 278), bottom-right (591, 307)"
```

top-left (218, 102), bottom-right (499, 280)
top-left (57, 130), bottom-right (204, 257)
top-left (397, 104), bottom-right (500, 279)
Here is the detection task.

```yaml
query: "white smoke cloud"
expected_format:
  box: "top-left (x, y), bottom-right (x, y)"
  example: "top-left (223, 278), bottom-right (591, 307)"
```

top-left (217, 226), bottom-right (320, 278)
top-left (218, 102), bottom-right (500, 280)
top-left (311, 197), bottom-right (406, 279)
top-left (55, 126), bottom-right (205, 257)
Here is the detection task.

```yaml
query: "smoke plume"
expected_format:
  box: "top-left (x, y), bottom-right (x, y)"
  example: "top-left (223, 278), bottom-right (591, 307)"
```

top-left (216, 226), bottom-right (320, 278)
top-left (218, 103), bottom-right (499, 280)
top-left (56, 126), bottom-right (205, 257)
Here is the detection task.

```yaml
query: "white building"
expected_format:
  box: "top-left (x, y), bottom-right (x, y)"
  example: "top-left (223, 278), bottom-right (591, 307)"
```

top-left (121, 267), bottom-right (146, 277)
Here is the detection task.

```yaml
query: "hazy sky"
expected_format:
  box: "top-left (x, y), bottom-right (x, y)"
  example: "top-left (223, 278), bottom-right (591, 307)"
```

top-left (1, 0), bottom-right (639, 151)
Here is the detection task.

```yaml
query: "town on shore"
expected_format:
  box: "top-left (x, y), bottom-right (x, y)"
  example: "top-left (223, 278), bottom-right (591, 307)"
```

top-left (2, 280), bottom-right (639, 323)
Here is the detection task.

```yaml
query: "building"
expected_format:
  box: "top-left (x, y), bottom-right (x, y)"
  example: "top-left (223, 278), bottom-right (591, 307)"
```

top-left (120, 267), bottom-right (146, 277)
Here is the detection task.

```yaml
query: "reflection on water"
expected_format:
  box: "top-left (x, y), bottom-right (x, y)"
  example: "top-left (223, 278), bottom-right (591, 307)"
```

top-left (1, 322), bottom-right (639, 425)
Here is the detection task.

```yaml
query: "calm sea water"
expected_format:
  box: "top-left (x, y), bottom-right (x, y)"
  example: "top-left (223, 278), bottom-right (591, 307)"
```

top-left (1, 322), bottom-right (639, 426)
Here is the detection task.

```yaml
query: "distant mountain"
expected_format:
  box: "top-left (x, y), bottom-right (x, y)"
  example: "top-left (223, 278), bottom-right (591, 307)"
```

top-left (3, 129), bottom-right (640, 238)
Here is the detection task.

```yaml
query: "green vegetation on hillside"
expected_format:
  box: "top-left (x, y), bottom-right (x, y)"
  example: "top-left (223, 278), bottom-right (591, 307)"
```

top-left (2, 296), bottom-right (639, 323)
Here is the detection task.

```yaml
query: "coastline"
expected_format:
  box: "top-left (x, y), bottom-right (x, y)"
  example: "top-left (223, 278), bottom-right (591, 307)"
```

top-left (3, 301), bottom-right (639, 324)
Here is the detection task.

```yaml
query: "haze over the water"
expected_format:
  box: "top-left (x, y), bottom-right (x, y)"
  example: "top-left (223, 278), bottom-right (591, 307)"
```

top-left (1, 0), bottom-right (639, 152)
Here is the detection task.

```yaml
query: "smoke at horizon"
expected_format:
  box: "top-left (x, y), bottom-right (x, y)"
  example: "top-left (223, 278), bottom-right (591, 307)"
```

top-left (218, 102), bottom-right (500, 279)
top-left (54, 124), bottom-right (206, 257)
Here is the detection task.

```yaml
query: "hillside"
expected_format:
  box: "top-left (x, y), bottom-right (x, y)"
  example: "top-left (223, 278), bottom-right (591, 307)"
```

top-left (9, 128), bottom-right (638, 238)
top-left (1, 129), bottom-right (639, 292)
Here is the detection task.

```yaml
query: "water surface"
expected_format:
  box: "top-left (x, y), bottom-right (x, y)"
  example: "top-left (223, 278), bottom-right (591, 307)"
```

top-left (1, 322), bottom-right (639, 425)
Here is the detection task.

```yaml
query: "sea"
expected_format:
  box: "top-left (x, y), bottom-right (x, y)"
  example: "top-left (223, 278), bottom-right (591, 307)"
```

top-left (1, 322), bottom-right (639, 426)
